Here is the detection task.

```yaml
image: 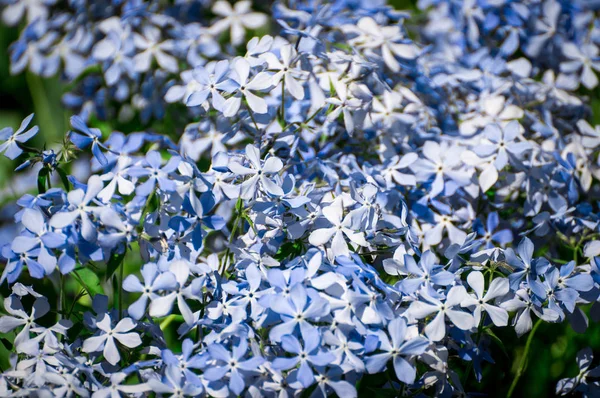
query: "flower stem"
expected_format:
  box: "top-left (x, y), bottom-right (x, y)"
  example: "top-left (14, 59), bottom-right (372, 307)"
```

top-left (58, 273), bottom-right (63, 321)
top-left (507, 318), bottom-right (543, 398)
top-left (119, 260), bottom-right (125, 319)
top-left (280, 79), bottom-right (285, 122)
top-left (244, 101), bottom-right (260, 132)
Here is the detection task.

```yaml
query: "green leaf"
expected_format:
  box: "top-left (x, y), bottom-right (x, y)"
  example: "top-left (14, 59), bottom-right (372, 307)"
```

top-left (105, 250), bottom-right (127, 281)
top-left (328, 77), bottom-right (337, 97)
top-left (0, 333), bottom-right (13, 371)
top-left (139, 190), bottom-right (159, 228)
top-left (0, 338), bottom-right (12, 351)
top-left (55, 167), bottom-right (71, 191)
top-left (485, 327), bottom-right (509, 358)
top-left (274, 240), bottom-right (305, 262)
top-left (37, 167), bottom-right (49, 193)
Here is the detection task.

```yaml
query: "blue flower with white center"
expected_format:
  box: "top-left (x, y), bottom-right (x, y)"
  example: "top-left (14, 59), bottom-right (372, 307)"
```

top-left (0, 295), bottom-right (50, 348)
top-left (204, 337), bottom-right (265, 396)
top-left (400, 250), bottom-right (455, 295)
top-left (82, 313), bottom-right (141, 366)
top-left (228, 144), bottom-right (285, 199)
top-left (223, 58), bottom-right (272, 117)
top-left (366, 317), bottom-right (429, 384)
top-left (148, 260), bottom-right (199, 325)
top-left (461, 271), bottom-right (510, 327)
top-left (122, 262), bottom-right (178, 320)
top-left (0, 114), bottom-right (38, 160)
top-left (308, 197), bottom-right (368, 259)
top-left (268, 283), bottom-right (330, 342)
top-left (127, 150), bottom-right (180, 196)
top-left (501, 288), bottom-right (560, 337)
top-left (165, 60), bottom-right (232, 111)
top-left (272, 328), bottom-right (336, 388)
top-left (312, 365), bottom-right (358, 398)
top-left (474, 212), bottom-right (513, 250)
top-left (504, 237), bottom-right (548, 297)
top-left (408, 285), bottom-right (475, 342)
top-left (49, 176), bottom-right (104, 242)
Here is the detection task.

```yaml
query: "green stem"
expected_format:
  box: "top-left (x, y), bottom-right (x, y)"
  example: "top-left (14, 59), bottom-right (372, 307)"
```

top-left (280, 79), bottom-right (285, 122)
top-left (58, 273), bottom-right (63, 322)
top-left (113, 273), bottom-right (119, 318)
top-left (281, 106), bottom-right (323, 132)
top-left (245, 101), bottom-right (260, 132)
top-left (67, 289), bottom-right (84, 318)
top-left (219, 198), bottom-right (244, 275)
top-left (118, 260), bottom-right (125, 319)
top-left (72, 270), bottom-right (92, 297)
top-left (219, 211), bottom-right (243, 275)
top-left (507, 318), bottom-right (543, 398)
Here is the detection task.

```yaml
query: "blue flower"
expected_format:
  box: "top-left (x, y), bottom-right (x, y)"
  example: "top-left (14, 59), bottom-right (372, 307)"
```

top-left (408, 286), bottom-right (475, 341)
top-left (122, 262), bottom-right (178, 320)
top-left (147, 364), bottom-right (204, 396)
top-left (204, 338), bottom-right (265, 395)
top-left (366, 317), bottom-right (429, 384)
top-left (474, 212), bottom-right (513, 249)
top-left (400, 250), bottom-right (455, 295)
top-left (127, 151), bottom-right (180, 196)
top-left (272, 328), bottom-right (335, 388)
top-left (82, 313), bottom-right (142, 366)
top-left (0, 114), bottom-right (38, 160)
top-left (556, 347), bottom-right (600, 396)
top-left (49, 176), bottom-right (104, 242)
top-left (268, 283), bottom-right (330, 341)
top-left (69, 116), bottom-right (110, 165)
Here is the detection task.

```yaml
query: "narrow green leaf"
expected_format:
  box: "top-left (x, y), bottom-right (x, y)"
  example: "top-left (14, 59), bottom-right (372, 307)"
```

top-left (485, 327), bottom-right (509, 358)
top-left (105, 250), bottom-right (127, 281)
top-left (55, 167), bottom-right (71, 191)
top-left (37, 167), bottom-right (49, 194)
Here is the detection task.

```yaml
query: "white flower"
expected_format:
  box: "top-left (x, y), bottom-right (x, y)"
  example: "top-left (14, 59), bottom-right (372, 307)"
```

top-left (346, 17), bottom-right (419, 72)
top-left (149, 260), bottom-right (199, 325)
top-left (210, 1), bottom-right (267, 46)
top-left (263, 44), bottom-right (306, 100)
top-left (228, 144), bottom-right (284, 199)
top-left (326, 81), bottom-right (362, 135)
top-left (309, 198), bottom-right (368, 258)
top-left (82, 314), bottom-right (142, 365)
top-left (224, 58), bottom-right (272, 116)
top-left (408, 286), bottom-right (475, 342)
top-left (461, 271), bottom-right (510, 327)
top-left (133, 25), bottom-right (178, 73)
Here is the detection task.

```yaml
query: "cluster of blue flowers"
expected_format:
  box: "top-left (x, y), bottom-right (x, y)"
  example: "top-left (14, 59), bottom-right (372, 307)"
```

top-left (1, 0), bottom-right (600, 396)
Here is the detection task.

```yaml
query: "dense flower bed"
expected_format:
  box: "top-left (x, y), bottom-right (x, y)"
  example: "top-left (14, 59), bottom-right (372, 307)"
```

top-left (1, 0), bottom-right (600, 396)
